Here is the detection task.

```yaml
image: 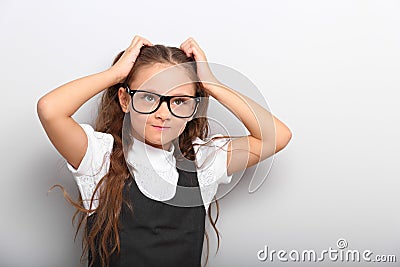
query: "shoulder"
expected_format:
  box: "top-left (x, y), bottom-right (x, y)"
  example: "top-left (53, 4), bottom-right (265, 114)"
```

top-left (192, 134), bottom-right (233, 185)
top-left (66, 123), bottom-right (114, 175)
top-left (192, 133), bottom-right (231, 161)
top-left (65, 123), bottom-right (114, 214)
top-left (80, 123), bottom-right (114, 147)
top-left (80, 123), bottom-right (114, 148)
top-left (192, 133), bottom-right (230, 146)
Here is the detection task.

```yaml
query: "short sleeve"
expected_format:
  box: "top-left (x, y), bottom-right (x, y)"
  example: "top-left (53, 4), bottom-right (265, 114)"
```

top-left (65, 123), bottom-right (114, 213)
top-left (192, 133), bottom-right (233, 186)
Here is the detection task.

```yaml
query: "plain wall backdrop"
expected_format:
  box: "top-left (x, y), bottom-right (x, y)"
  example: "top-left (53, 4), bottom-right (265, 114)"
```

top-left (1, 0), bottom-right (399, 266)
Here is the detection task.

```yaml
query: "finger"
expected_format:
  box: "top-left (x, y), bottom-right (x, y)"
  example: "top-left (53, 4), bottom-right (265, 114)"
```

top-left (131, 35), bottom-right (141, 45)
top-left (187, 37), bottom-right (199, 48)
top-left (187, 37), bottom-right (203, 51)
top-left (183, 46), bottom-right (192, 57)
top-left (130, 37), bottom-right (140, 48)
top-left (188, 39), bottom-right (203, 53)
top-left (180, 43), bottom-right (191, 57)
top-left (131, 36), bottom-right (153, 48)
top-left (180, 41), bottom-right (188, 51)
top-left (191, 46), bottom-right (205, 61)
top-left (181, 43), bottom-right (189, 53)
top-left (140, 37), bottom-right (153, 46)
top-left (181, 37), bottom-right (190, 45)
top-left (180, 38), bottom-right (191, 48)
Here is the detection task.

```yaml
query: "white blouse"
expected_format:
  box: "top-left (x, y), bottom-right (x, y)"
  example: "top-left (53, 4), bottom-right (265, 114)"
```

top-left (66, 124), bottom-right (233, 216)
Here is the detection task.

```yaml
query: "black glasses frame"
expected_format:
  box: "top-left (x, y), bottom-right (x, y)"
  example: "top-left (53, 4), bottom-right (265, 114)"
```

top-left (123, 83), bottom-right (201, 118)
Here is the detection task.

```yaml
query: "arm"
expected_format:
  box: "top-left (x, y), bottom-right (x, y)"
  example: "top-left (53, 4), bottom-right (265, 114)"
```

top-left (180, 37), bottom-right (292, 176)
top-left (37, 35), bottom-right (152, 170)
top-left (37, 70), bottom-right (121, 169)
top-left (202, 82), bottom-right (292, 176)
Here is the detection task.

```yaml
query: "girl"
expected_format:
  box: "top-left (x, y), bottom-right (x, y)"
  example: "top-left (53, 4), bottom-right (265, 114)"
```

top-left (37, 35), bottom-right (292, 267)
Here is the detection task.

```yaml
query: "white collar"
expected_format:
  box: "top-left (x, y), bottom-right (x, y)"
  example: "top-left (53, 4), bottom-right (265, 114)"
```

top-left (125, 135), bottom-right (221, 214)
top-left (126, 136), bottom-right (180, 202)
top-left (127, 136), bottom-right (176, 172)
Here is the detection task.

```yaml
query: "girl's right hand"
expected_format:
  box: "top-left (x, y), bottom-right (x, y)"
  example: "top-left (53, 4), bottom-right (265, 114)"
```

top-left (109, 35), bottom-right (153, 83)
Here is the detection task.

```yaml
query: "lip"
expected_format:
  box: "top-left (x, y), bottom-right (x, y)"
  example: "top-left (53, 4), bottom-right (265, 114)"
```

top-left (152, 125), bottom-right (171, 130)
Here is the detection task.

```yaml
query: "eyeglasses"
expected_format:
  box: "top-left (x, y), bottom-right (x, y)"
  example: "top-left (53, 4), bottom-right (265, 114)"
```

top-left (123, 84), bottom-right (201, 118)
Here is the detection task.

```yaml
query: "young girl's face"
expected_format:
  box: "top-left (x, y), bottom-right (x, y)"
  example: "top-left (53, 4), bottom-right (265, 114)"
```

top-left (119, 63), bottom-right (197, 151)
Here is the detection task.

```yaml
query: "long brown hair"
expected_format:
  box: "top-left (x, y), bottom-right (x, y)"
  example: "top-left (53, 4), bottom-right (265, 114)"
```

top-left (51, 44), bottom-right (231, 267)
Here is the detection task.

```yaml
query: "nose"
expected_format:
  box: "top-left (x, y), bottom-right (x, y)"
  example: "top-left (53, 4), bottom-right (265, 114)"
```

top-left (154, 101), bottom-right (172, 120)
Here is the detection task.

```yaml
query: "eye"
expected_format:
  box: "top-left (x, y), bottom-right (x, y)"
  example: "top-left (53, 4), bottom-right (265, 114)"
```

top-left (173, 98), bottom-right (184, 105)
top-left (142, 94), bottom-right (155, 102)
top-left (172, 97), bottom-right (192, 105)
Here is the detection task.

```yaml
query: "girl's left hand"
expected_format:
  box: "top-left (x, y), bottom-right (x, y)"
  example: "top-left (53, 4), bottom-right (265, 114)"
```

top-left (180, 37), bottom-right (219, 89)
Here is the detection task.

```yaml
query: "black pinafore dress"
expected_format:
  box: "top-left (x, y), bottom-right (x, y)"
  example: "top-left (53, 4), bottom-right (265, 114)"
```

top-left (87, 157), bottom-right (206, 267)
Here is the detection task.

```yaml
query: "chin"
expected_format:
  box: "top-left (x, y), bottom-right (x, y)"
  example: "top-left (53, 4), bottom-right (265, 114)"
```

top-left (147, 136), bottom-right (170, 146)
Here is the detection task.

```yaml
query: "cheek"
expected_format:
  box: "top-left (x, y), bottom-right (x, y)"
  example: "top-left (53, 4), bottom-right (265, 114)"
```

top-left (177, 121), bottom-right (188, 135)
top-left (129, 113), bottom-right (147, 133)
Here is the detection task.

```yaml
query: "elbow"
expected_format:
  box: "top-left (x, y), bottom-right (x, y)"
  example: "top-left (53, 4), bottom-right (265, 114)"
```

top-left (37, 96), bottom-right (55, 122)
top-left (275, 128), bottom-right (292, 153)
top-left (258, 128), bottom-right (292, 161)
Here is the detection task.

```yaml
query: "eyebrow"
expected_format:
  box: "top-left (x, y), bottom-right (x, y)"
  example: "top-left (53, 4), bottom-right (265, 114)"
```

top-left (141, 88), bottom-right (195, 96)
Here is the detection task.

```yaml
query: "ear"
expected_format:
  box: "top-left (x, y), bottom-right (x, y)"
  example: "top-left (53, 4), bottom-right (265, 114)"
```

top-left (118, 86), bottom-right (130, 113)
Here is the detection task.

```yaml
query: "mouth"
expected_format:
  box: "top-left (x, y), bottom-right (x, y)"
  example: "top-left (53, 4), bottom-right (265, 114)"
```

top-left (152, 125), bottom-right (171, 130)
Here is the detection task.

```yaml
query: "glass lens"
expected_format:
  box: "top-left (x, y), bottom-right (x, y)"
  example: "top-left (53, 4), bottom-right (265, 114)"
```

top-left (170, 96), bottom-right (197, 117)
top-left (132, 91), bottom-right (159, 113)
top-left (132, 91), bottom-right (197, 117)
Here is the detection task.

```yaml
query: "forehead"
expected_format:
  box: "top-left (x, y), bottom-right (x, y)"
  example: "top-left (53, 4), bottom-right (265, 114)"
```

top-left (130, 63), bottom-right (196, 96)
